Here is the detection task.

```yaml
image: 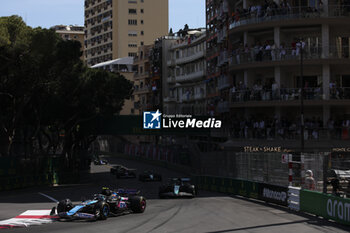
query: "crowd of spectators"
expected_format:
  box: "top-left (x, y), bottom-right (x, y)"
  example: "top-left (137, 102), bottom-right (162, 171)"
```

top-left (231, 39), bottom-right (322, 65)
top-left (229, 80), bottom-right (324, 102)
top-left (222, 115), bottom-right (350, 140)
top-left (230, 0), bottom-right (324, 26)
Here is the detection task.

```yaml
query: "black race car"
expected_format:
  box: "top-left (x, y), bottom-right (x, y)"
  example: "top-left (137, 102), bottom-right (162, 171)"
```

top-left (139, 170), bottom-right (162, 182)
top-left (54, 188), bottom-right (146, 221)
top-left (110, 165), bottom-right (122, 175)
top-left (115, 166), bottom-right (137, 178)
top-left (159, 178), bottom-right (196, 198)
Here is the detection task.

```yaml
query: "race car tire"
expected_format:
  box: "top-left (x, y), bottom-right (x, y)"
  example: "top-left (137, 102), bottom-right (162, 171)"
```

top-left (94, 202), bottom-right (110, 220)
top-left (57, 199), bottom-right (73, 213)
top-left (129, 196), bottom-right (146, 213)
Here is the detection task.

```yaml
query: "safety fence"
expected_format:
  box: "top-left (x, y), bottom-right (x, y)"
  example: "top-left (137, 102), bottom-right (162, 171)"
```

top-left (300, 190), bottom-right (350, 225)
top-left (123, 144), bottom-right (192, 167)
top-left (112, 150), bottom-right (350, 226)
top-left (195, 175), bottom-right (350, 226)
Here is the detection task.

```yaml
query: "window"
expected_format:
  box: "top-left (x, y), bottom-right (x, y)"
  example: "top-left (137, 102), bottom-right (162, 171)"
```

top-left (128, 52), bottom-right (137, 57)
top-left (141, 20), bottom-right (144, 24)
top-left (140, 41), bottom-right (144, 46)
top-left (128, 43), bottom-right (137, 48)
top-left (129, 9), bottom-right (137, 14)
top-left (128, 31), bottom-right (137, 37)
top-left (128, 19), bottom-right (137, 25)
top-left (141, 30), bottom-right (144, 35)
top-left (141, 9), bottom-right (144, 13)
top-left (128, 0), bottom-right (137, 3)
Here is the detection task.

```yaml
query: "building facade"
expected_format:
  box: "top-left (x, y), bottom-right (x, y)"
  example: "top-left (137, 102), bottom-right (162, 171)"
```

top-left (133, 45), bottom-right (153, 113)
top-left (207, 0), bottom-right (350, 143)
top-left (51, 25), bottom-right (85, 59)
top-left (84, 0), bottom-right (168, 66)
top-left (91, 57), bottom-right (138, 115)
top-left (165, 29), bottom-right (207, 115)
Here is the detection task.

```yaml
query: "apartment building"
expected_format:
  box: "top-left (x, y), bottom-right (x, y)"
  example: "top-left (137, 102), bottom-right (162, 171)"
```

top-left (133, 45), bottom-right (153, 113)
top-left (84, 0), bottom-right (168, 66)
top-left (165, 29), bottom-right (207, 115)
top-left (51, 25), bottom-right (85, 59)
top-left (207, 0), bottom-right (350, 145)
top-left (91, 56), bottom-right (138, 115)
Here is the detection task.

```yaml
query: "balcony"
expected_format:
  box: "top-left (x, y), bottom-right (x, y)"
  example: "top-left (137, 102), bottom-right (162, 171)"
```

top-left (134, 86), bottom-right (151, 95)
top-left (229, 5), bottom-right (350, 31)
top-left (175, 70), bottom-right (205, 83)
top-left (170, 33), bottom-right (206, 50)
top-left (163, 96), bottom-right (177, 102)
top-left (194, 92), bottom-right (206, 100)
top-left (175, 50), bottom-right (205, 65)
top-left (181, 93), bottom-right (195, 102)
top-left (217, 101), bottom-right (229, 113)
top-left (217, 50), bottom-right (228, 67)
top-left (330, 87), bottom-right (350, 100)
top-left (218, 75), bottom-right (231, 90)
top-left (167, 58), bottom-right (176, 67)
top-left (134, 71), bottom-right (150, 80)
top-left (217, 26), bottom-right (227, 44)
top-left (228, 46), bottom-right (350, 70)
top-left (229, 88), bottom-right (324, 106)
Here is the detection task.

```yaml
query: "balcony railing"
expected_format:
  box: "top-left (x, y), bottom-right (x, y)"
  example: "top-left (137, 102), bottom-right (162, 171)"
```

top-left (134, 86), bottom-right (151, 94)
top-left (229, 5), bottom-right (350, 30)
top-left (230, 88), bottom-right (324, 103)
top-left (174, 50), bottom-right (205, 65)
top-left (215, 125), bottom-right (350, 141)
top-left (229, 46), bottom-right (350, 67)
top-left (175, 70), bottom-right (205, 82)
top-left (217, 101), bottom-right (229, 113)
top-left (167, 76), bottom-right (176, 83)
top-left (330, 87), bottom-right (350, 100)
top-left (194, 92), bottom-right (206, 100)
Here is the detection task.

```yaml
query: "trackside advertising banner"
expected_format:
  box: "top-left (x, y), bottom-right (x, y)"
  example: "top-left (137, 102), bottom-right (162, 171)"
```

top-left (300, 190), bottom-right (350, 225)
top-left (258, 183), bottom-right (288, 206)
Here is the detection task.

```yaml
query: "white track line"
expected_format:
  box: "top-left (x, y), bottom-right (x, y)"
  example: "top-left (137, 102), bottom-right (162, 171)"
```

top-left (38, 192), bottom-right (59, 203)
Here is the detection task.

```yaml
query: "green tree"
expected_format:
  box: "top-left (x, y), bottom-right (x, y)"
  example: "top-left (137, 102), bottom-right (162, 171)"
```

top-left (0, 16), bottom-right (132, 164)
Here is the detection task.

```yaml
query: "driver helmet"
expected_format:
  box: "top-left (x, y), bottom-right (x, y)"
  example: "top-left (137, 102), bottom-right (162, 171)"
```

top-left (101, 187), bottom-right (112, 196)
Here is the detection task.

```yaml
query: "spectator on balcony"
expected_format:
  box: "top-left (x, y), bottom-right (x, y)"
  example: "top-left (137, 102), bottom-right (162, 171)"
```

top-left (318, 0), bottom-right (324, 14)
top-left (249, 4), bottom-right (257, 17)
top-left (272, 81), bottom-right (279, 100)
top-left (271, 42), bottom-right (277, 60)
top-left (327, 118), bottom-right (335, 138)
top-left (291, 39), bottom-right (297, 56)
top-left (264, 41), bottom-right (272, 60)
top-left (256, 43), bottom-right (264, 61)
top-left (342, 119), bottom-right (350, 139)
top-left (279, 43), bottom-right (287, 59)
top-left (259, 119), bottom-right (266, 138)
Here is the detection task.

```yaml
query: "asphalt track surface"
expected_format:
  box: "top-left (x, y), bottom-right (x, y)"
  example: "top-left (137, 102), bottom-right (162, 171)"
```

top-left (0, 155), bottom-right (349, 233)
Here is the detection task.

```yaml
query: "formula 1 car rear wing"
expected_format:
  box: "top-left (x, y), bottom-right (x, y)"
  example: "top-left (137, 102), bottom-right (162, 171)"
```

top-left (117, 189), bottom-right (140, 195)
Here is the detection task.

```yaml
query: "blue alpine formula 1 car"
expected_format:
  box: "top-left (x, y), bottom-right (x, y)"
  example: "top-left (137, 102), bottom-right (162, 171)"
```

top-left (54, 188), bottom-right (146, 220)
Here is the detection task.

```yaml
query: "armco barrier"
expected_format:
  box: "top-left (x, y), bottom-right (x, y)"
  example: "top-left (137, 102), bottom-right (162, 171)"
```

top-left (300, 190), bottom-right (350, 225)
top-left (258, 183), bottom-right (288, 207)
